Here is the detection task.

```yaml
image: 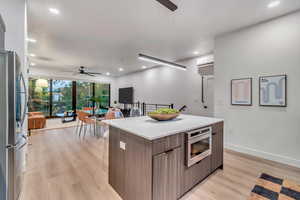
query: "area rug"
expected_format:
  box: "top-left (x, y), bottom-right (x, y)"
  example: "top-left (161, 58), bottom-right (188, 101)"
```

top-left (249, 173), bottom-right (300, 200)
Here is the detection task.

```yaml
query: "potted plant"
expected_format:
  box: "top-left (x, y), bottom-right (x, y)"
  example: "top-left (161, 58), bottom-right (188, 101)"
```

top-left (89, 97), bottom-right (102, 109)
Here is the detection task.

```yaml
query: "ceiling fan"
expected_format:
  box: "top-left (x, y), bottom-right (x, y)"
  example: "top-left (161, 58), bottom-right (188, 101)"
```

top-left (155, 0), bottom-right (178, 11)
top-left (74, 66), bottom-right (102, 76)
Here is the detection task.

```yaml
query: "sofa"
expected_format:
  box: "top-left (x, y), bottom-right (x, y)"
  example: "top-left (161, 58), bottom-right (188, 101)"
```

top-left (28, 112), bottom-right (46, 130)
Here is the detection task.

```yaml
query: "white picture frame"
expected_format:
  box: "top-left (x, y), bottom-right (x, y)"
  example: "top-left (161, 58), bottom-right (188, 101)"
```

top-left (231, 78), bottom-right (252, 106)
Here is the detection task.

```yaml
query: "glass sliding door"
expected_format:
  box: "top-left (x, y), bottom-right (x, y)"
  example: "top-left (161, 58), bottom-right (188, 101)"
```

top-left (28, 79), bottom-right (111, 117)
top-left (52, 80), bottom-right (73, 117)
top-left (95, 83), bottom-right (110, 108)
top-left (28, 78), bottom-right (50, 116)
top-left (76, 81), bottom-right (93, 110)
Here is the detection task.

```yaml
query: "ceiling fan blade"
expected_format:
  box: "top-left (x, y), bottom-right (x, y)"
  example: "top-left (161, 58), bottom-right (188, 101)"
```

top-left (155, 0), bottom-right (178, 11)
top-left (87, 72), bottom-right (102, 75)
top-left (85, 72), bottom-right (96, 77)
top-left (60, 69), bottom-right (76, 73)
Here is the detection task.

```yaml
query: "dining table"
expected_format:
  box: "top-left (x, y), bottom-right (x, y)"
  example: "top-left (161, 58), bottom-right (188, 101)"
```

top-left (82, 108), bottom-right (124, 138)
top-left (83, 108), bottom-right (108, 116)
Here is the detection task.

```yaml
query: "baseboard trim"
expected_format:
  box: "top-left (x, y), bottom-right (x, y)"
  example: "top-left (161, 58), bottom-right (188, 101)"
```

top-left (225, 143), bottom-right (300, 168)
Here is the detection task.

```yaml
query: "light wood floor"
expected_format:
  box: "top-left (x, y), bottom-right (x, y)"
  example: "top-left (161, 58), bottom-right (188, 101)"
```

top-left (21, 127), bottom-right (300, 200)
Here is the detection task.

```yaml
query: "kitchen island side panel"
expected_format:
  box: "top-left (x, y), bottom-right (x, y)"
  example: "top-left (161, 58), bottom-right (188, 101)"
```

top-left (109, 126), bottom-right (125, 197)
top-left (109, 126), bottom-right (153, 200)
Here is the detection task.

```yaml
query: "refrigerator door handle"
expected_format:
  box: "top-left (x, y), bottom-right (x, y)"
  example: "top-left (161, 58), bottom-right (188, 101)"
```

top-left (6, 142), bottom-right (27, 150)
top-left (6, 144), bottom-right (17, 149)
top-left (20, 72), bottom-right (27, 126)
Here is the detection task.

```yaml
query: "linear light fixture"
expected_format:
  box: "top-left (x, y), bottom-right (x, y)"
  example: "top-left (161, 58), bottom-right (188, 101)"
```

top-left (27, 38), bottom-right (37, 43)
top-left (155, 0), bottom-right (178, 12)
top-left (268, 1), bottom-right (280, 8)
top-left (49, 8), bottom-right (60, 15)
top-left (138, 54), bottom-right (187, 71)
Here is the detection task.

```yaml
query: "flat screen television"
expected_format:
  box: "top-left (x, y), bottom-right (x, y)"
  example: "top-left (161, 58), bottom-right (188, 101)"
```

top-left (119, 87), bottom-right (133, 104)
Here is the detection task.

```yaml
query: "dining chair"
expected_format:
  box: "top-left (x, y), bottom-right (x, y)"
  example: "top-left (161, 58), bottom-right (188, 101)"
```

top-left (96, 108), bottom-right (124, 138)
top-left (130, 107), bottom-right (142, 117)
top-left (83, 107), bottom-right (92, 111)
top-left (76, 110), bottom-right (96, 138)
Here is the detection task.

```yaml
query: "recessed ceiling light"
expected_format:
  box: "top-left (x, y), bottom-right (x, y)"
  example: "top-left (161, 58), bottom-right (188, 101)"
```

top-left (49, 8), bottom-right (60, 15)
top-left (142, 66), bottom-right (147, 69)
top-left (193, 51), bottom-right (200, 55)
top-left (27, 38), bottom-right (37, 43)
top-left (106, 72), bottom-right (110, 76)
top-left (29, 54), bottom-right (36, 57)
top-left (119, 68), bottom-right (124, 71)
top-left (268, 1), bottom-right (280, 8)
top-left (30, 63), bottom-right (36, 66)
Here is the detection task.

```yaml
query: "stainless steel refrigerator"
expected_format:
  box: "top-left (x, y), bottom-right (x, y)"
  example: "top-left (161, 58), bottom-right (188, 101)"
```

top-left (0, 50), bottom-right (28, 200)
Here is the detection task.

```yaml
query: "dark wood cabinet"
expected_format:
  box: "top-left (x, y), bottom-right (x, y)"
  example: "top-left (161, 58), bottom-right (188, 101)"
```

top-left (109, 127), bottom-right (125, 197)
top-left (211, 122), bottom-right (224, 172)
top-left (152, 134), bottom-right (182, 155)
top-left (123, 133), bottom-right (152, 200)
top-left (109, 122), bottom-right (224, 200)
top-left (181, 156), bottom-right (211, 195)
top-left (109, 127), bottom-right (152, 200)
top-left (153, 147), bottom-right (182, 200)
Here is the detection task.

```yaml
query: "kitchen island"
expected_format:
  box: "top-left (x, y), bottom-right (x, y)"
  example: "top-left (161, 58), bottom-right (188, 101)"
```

top-left (104, 114), bottom-right (224, 200)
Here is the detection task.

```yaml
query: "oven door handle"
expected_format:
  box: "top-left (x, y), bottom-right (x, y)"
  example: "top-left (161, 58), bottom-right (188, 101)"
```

top-left (187, 127), bottom-right (212, 138)
top-left (188, 133), bottom-right (211, 143)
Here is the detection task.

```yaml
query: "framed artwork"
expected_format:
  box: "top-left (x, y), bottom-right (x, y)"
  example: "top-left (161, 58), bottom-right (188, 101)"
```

top-left (231, 78), bottom-right (252, 106)
top-left (259, 75), bottom-right (287, 107)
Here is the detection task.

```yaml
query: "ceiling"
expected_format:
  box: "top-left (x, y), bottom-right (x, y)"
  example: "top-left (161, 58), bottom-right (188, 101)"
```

top-left (27, 0), bottom-right (300, 76)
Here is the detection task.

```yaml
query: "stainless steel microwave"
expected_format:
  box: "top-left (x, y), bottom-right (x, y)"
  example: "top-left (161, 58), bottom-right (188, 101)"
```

top-left (186, 127), bottom-right (212, 167)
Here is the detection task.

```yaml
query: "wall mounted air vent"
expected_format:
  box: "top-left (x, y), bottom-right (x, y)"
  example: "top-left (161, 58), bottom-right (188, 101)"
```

top-left (197, 54), bottom-right (214, 76)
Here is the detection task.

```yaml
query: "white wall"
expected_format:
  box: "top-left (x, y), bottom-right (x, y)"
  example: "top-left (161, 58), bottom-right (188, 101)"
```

top-left (115, 57), bottom-right (213, 116)
top-left (215, 11), bottom-right (300, 167)
top-left (0, 0), bottom-right (27, 68)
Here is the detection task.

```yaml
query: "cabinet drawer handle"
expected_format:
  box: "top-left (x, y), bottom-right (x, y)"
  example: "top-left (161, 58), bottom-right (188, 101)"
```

top-left (212, 132), bottom-right (217, 135)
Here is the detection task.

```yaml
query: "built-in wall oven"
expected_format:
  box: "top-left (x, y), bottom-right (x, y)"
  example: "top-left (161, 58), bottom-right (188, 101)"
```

top-left (186, 127), bottom-right (212, 167)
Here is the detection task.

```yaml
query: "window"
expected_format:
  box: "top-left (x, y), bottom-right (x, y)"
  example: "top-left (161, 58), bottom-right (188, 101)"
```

top-left (52, 80), bottom-right (73, 116)
top-left (76, 81), bottom-right (93, 110)
top-left (28, 78), bottom-right (110, 117)
top-left (95, 83), bottom-right (110, 108)
top-left (28, 78), bottom-right (50, 116)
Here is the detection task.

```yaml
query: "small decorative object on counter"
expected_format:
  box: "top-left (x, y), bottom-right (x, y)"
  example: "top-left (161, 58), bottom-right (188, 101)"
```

top-left (148, 108), bottom-right (180, 121)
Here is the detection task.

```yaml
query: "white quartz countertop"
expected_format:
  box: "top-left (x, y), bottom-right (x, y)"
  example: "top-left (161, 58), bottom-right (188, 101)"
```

top-left (103, 114), bottom-right (223, 140)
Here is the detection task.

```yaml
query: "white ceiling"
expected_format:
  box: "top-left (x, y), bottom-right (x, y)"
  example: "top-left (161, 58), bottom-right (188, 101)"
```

top-left (28, 0), bottom-right (300, 76)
